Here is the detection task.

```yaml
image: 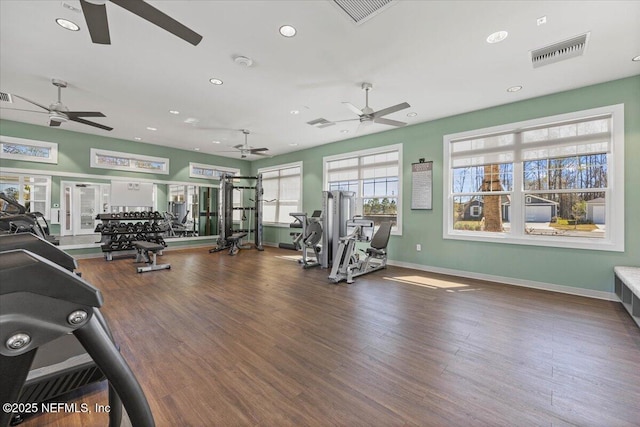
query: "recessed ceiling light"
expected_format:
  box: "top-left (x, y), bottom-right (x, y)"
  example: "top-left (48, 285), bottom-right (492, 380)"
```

top-left (407, 112), bottom-right (417, 117)
top-left (290, 110), bottom-right (300, 115)
top-left (193, 148), bottom-right (200, 151)
top-left (507, 85), bottom-right (523, 92)
top-left (56, 18), bottom-right (80, 31)
top-left (289, 143), bottom-right (299, 146)
top-left (184, 117), bottom-right (199, 124)
top-left (233, 56), bottom-right (254, 67)
top-left (209, 78), bottom-right (223, 85)
top-left (279, 25), bottom-right (297, 38)
top-left (536, 16), bottom-right (547, 26)
top-left (633, 55), bottom-right (640, 62)
top-left (146, 126), bottom-right (157, 131)
top-left (486, 30), bottom-right (508, 44)
top-left (340, 130), bottom-right (349, 134)
top-left (169, 110), bottom-right (179, 115)
top-left (134, 137), bottom-right (142, 141)
top-left (211, 140), bottom-right (220, 144)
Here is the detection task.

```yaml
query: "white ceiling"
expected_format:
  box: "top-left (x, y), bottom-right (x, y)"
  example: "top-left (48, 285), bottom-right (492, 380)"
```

top-left (1, 1), bottom-right (638, 159)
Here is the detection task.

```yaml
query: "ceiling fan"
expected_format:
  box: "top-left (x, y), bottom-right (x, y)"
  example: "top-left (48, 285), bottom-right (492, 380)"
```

top-left (307, 82), bottom-right (411, 130)
top-left (4, 79), bottom-right (112, 131)
top-left (222, 130), bottom-right (270, 159)
top-left (79, 0), bottom-right (202, 46)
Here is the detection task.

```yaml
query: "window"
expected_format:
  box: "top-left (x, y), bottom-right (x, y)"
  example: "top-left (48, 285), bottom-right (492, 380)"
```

top-left (189, 162), bottom-right (239, 179)
top-left (0, 136), bottom-right (58, 164)
top-left (258, 162), bottom-right (302, 224)
top-left (90, 148), bottom-right (169, 174)
top-left (324, 144), bottom-right (402, 233)
top-left (443, 104), bottom-right (624, 251)
top-left (0, 173), bottom-right (51, 219)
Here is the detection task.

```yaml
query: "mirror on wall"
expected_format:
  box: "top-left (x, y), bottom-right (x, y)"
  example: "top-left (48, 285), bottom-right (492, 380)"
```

top-left (164, 184), bottom-right (218, 238)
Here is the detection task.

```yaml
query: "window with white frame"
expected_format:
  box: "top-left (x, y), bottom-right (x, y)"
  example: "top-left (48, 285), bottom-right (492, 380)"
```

top-left (189, 162), bottom-right (239, 179)
top-left (0, 173), bottom-right (51, 218)
top-left (0, 136), bottom-right (58, 164)
top-left (443, 104), bottom-right (624, 251)
top-left (324, 144), bottom-right (402, 233)
top-left (90, 148), bottom-right (169, 174)
top-left (258, 162), bottom-right (302, 224)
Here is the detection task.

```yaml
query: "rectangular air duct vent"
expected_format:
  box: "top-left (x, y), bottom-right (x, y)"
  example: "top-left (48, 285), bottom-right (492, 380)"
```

top-left (531, 33), bottom-right (589, 68)
top-left (0, 92), bottom-right (13, 103)
top-left (333, 0), bottom-right (397, 25)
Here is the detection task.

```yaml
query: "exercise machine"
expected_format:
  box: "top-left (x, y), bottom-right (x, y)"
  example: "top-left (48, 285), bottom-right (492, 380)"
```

top-left (0, 192), bottom-right (59, 245)
top-left (0, 233), bottom-right (154, 426)
top-left (320, 190), bottom-right (355, 268)
top-left (278, 217), bottom-right (303, 251)
top-left (134, 240), bottom-right (171, 273)
top-left (328, 220), bottom-right (392, 284)
top-left (210, 174), bottom-right (264, 255)
top-left (287, 210), bottom-right (323, 268)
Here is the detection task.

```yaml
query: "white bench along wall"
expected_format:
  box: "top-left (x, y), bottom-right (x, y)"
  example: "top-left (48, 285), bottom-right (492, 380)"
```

top-left (614, 266), bottom-right (640, 328)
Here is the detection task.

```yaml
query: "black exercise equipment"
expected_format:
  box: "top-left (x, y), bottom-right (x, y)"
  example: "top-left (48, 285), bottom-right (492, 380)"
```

top-left (210, 174), bottom-right (264, 255)
top-left (0, 192), bottom-right (59, 245)
top-left (328, 220), bottom-right (392, 284)
top-left (0, 233), bottom-right (154, 426)
top-left (134, 240), bottom-right (170, 273)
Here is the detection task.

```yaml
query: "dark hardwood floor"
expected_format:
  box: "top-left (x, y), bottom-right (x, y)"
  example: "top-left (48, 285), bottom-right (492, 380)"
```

top-left (21, 247), bottom-right (640, 426)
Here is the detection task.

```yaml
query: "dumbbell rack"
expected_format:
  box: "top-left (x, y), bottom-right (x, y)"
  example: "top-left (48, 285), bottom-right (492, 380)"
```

top-left (94, 212), bottom-right (167, 261)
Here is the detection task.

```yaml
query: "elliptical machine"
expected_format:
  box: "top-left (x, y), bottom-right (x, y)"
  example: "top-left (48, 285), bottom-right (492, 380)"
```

top-left (0, 233), bottom-right (155, 427)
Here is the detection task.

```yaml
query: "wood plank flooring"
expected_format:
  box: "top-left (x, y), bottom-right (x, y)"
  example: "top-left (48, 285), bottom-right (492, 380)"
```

top-left (20, 247), bottom-right (640, 426)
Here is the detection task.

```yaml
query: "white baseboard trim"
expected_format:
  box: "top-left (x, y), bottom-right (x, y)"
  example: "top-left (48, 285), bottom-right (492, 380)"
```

top-left (387, 260), bottom-right (617, 301)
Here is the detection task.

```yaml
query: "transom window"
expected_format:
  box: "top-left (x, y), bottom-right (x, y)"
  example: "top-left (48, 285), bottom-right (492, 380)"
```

top-left (324, 144), bottom-right (402, 234)
top-left (443, 104), bottom-right (624, 251)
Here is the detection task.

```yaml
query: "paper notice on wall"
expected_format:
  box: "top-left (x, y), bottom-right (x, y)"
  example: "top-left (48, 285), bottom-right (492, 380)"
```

top-left (411, 161), bottom-right (433, 210)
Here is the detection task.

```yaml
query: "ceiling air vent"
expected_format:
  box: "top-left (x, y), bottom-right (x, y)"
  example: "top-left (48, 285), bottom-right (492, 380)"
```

top-left (0, 92), bottom-right (13, 103)
top-left (333, 0), bottom-right (397, 25)
top-left (531, 33), bottom-right (589, 68)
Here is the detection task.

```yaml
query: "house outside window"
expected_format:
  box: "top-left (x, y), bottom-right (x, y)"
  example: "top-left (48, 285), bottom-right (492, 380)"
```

top-left (324, 144), bottom-right (402, 234)
top-left (443, 104), bottom-right (624, 251)
top-left (258, 162), bottom-right (302, 224)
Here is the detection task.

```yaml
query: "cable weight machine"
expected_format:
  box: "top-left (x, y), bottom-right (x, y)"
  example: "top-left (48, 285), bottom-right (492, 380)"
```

top-left (210, 174), bottom-right (264, 255)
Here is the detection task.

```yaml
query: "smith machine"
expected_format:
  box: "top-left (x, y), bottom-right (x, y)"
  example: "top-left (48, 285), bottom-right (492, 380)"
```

top-left (210, 174), bottom-right (264, 255)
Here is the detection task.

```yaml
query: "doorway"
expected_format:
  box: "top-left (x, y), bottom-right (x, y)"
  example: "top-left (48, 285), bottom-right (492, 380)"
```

top-left (62, 182), bottom-right (109, 237)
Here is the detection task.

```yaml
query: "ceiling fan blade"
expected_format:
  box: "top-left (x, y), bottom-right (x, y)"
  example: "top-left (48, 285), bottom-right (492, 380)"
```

top-left (13, 95), bottom-right (51, 112)
top-left (69, 117), bottom-right (113, 131)
top-left (233, 144), bottom-right (244, 149)
top-left (332, 118), bottom-right (360, 123)
top-left (80, 0), bottom-right (111, 45)
top-left (251, 152), bottom-right (271, 157)
top-left (250, 148), bottom-right (269, 153)
top-left (374, 117), bottom-right (408, 127)
top-left (342, 102), bottom-right (363, 116)
top-left (67, 111), bottom-right (106, 118)
top-left (372, 102), bottom-right (411, 118)
top-left (111, 0), bottom-right (203, 46)
top-left (0, 107), bottom-right (48, 114)
top-left (49, 120), bottom-right (62, 127)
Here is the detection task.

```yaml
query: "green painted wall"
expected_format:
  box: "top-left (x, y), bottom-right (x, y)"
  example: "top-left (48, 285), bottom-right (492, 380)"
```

top-left (0, 120), bottom-right (251, 179)
top-left (2, 76), bottom-right (638, 293)
top-left (252, 75), bottom-right (640, 293)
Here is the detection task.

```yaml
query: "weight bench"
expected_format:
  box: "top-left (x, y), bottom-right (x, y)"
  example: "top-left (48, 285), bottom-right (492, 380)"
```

top-left (133, 240), bottom-right (170, 273)
top-left (226, 232), bottom-right (248, 255)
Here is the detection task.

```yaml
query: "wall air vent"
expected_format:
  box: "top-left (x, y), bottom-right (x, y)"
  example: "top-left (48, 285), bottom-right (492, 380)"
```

top-left (333, 0), bottom-right (397, 25)
top-left (531, 33), bottom-right (589, 68)
top-left (0, 92), bottom-right (13, 103)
